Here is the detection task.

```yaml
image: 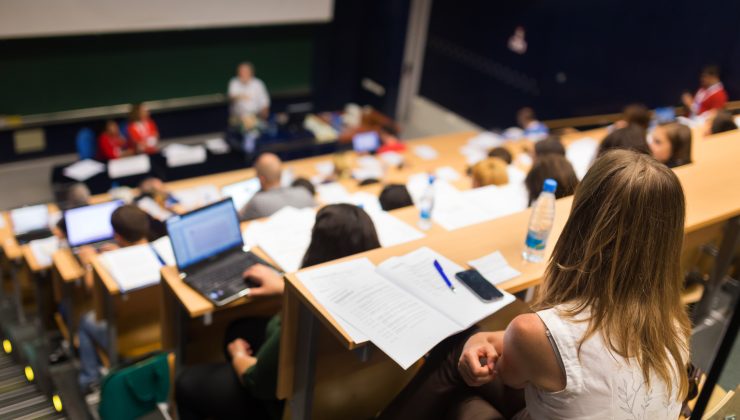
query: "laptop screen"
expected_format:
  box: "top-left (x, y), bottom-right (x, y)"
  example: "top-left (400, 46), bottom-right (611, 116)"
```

top-left (352, 131), bottom-right (380, 153)
top-left (166, 199), bottom-right (243, 270)
top-left (64, 200), bottom-right (124, 247)
top-left (10, 205), bottom-right (49, 235)
top-left (220, 178), bottom-right (261, 211)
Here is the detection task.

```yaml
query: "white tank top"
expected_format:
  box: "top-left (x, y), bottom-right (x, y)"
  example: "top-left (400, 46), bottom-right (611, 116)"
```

top-left (516, 305), bottom-right (682, 420)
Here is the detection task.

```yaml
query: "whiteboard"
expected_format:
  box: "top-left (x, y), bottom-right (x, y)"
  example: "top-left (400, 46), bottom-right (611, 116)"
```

top-left (0, 0), bottom-right (334, 39)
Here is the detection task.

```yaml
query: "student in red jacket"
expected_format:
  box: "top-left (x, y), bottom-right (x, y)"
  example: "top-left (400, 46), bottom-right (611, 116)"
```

top-left (682, 66), bottom-right (728, 117)
top-left (127, 103), bottom-right (160, 154)
top-left (97, 120), bottom-right (131, 160)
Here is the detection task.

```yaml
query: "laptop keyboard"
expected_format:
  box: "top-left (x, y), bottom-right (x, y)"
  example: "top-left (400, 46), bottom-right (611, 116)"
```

top-left (187, 252), bottom-right (264, 304)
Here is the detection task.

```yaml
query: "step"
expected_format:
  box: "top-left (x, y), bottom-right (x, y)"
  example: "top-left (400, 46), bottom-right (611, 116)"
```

top-left (0, 394), bottom-right (48, 417)
top-left (0, 383), bottom-right (38, 405)
top-left (0, 375), bottom-right (28, 393)
top-left (0, 365), bottom-right (23, 381)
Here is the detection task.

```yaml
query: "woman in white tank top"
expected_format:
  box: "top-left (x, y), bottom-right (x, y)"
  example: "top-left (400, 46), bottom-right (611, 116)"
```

top-left (379, 150), bottom-right (691, 420)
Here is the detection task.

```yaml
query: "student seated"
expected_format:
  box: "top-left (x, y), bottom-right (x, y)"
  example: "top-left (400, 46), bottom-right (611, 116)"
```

top-left (377, 126), bottom-right (407, 154)
top-left (76, 205), bottom-right (151, 392)
top-left (239, 153), bottom-right (316, 221)
top-left (682, 65), bottom-right (728, 117)
top-left (175, 204), bottom-right (381, 420)
top-left (709, 110), bottom-right (738, 134)
top-left (614, 103), bottom-right (651, 134)
top-left (291, 177), bottom-right (316, 197)
top-left (127, 103), bottom-right (159, 154)
top-left (380, 150), bottom-right (690, 420)
top-left (596, 125), bottom-right (651, 158)
top-left (650, 122), bottom-right (692, 168)
top-left (487, 147), bottom-right (512, 165)
top-left (517, 107), bottom-right (548, 141)
top-left (471, 157), bottom-right (509, 188)
top-left (97, 120), bottom-right (131, 160)
top-left (524, 155), bottom-right (578, 205)
top-left (533, 136), bottom-right (565, 160)
top-left (138, 177), bottom-right (179, 208)
top-left (60, 182), bottom-right (91, 210)
top-left (379, 184), bottom-right (414, 211)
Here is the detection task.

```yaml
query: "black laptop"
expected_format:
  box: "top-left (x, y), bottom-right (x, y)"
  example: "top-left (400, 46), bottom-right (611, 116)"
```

top-left (166, 198), bottom-right (278, 306)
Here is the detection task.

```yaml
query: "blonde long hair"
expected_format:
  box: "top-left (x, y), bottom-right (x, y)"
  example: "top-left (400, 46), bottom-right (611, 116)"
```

top-left (534, 149), bottom-right (690, 399)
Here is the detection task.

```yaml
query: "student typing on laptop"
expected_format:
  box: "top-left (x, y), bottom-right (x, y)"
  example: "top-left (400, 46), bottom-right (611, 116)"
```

top-left (176, 204), bottom-right (381, 420)
top-left (76, 205), bottom-right (151, 393)
top-left (239, 153), bottom-right (316, 221)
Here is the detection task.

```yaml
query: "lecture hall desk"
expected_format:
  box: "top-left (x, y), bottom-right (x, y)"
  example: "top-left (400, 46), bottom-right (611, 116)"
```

top-left (277, 130), bottom-right (740, 420)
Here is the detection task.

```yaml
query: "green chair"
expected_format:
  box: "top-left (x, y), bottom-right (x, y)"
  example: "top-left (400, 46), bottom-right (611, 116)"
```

top-left (98, 352), bottom-right (170, 420)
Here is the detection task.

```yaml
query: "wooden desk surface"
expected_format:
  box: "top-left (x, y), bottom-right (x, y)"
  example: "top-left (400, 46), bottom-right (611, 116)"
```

top-left (51, 248), bottom-right (85, 282)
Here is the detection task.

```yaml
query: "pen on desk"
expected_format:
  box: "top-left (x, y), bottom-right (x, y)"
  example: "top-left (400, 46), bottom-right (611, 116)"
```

top-left (433, 259), bottom-right (455, 291)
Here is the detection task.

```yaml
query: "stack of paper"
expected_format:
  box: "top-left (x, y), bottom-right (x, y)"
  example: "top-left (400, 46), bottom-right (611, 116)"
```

top-left (99, 244), bottom-right (163, 292)
top-left (255, 207), bottom-right (316, 273)
top-left (108, 155), bottom-right (151, 179)
top-left (63, 159), bottom-right (105, 181)
top-left (163, 144), bottom-right (207, 168)
top-left (350, 191), bottom-right (382, 213)
top-left (150, 236), bottom-right (177, 266)
top-left (316, 182), bottom-right (352, 204)
top-left (137, 197), bottom-right (174, 221)
top-left (468, 251), bottom-right (521, 285)
top-left (28, 236), bottom-right (60, 268)
top-left (460, 184), bottom-right (529, 220)
top-left (296, 247), bottom-right (515, 369)
top-left (367, 210), bottom-right (424, 247)
top-left (566, 137), bottom-right (598, 180)
top-left (413, 145), bottom-right (439, 160)
top-left (171, 185), bottom-right (221, 211)
top-left (205, 138), bottom-right (230, 154)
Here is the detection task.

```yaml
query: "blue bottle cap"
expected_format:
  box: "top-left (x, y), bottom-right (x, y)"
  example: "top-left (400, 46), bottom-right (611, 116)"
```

top-left (543, 178), bottom-right (557, 193)
top-left (428, 174), bottom-right (436, 184)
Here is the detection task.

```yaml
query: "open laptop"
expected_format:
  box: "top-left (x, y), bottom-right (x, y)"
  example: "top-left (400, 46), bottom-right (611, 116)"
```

top-left (10, 204), bottom-right (52, 244)
top-left (166, 198), bottom-right (277, 306)
top-left (64, 200), bottom-right (124, 250)
top-left (352, 131), bottom-right (380, 153)
top-left (220, 178), bottom-right (261, 211)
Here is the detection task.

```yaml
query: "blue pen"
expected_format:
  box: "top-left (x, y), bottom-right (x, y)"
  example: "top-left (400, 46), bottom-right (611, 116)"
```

top-left (433, 259), bottom-right (455, 292)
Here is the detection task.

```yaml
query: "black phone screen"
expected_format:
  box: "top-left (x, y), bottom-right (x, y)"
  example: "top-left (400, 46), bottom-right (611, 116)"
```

top-left (455, 269), bottom-right (504, 301)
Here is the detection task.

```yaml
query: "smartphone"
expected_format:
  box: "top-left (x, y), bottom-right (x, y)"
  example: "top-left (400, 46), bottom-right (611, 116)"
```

top-left (455, 269), bottom-right (504, 302)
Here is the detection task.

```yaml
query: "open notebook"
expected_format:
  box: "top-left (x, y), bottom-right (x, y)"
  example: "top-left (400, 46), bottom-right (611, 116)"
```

top-left (98, 240), bottom-right (174, 292)
top-left (297, 247), bottom-right (515, 369)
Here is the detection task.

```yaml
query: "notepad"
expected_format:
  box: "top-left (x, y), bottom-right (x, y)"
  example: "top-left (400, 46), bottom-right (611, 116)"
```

top-left (297, 247), bottom-right (515, 369)
top-left (255, 207), bottom-right (316, 273)
top-left (108, 155), bottom-right (151, 179)
top-left (367, 210), bottom-right (424, 247)
top-left (150, 236), bottom-right (177, 266)
top-left (99, 244), bottom-right (163, 292)
top-left (460, 183), bottom-right (529, 220)
top-left (28, 236), bottom-right (60, 268)
top-left (137, 197), bottom-right (174, 221)
top-left (63, 159), bottom-right (105, 181)
top-left (468, 251), bottom-right (521, 285)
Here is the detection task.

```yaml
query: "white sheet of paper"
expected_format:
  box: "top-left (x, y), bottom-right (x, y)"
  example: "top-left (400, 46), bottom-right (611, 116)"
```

top-left (566, 137), bottom-right (598, 180)
top-left (297, 258), bottom-right (459, 369)
top-left (377, 247), bottom-right (515, 328)
top-left (467, 132), bottom-right (505, 150)
top-left (221, 178), bottom-right (261, 211)
top-left (315, 161), bottom-right (335, 176)
top-left (172, 185), bottom-right (221, 211)
top-left (256, 207), bottom-right (316, 273)
top-left (150, 236), bottom-right (177, 266)
top-left (164, 144), bottom-right (207, 168)
top-left (413, 145), bottom-right (439, 160)
top-left (468, 251), bottom-right (521, 285)
top-left (431, 186), bottom-right (493, 231)
top-left (99, 244), bottom-right (162, 292)
top-left (406, 173), bottom-right (456, 205)
top-left (435, 166), bottom-right (461, 182)
top-left (137, 197), bottom-right (174, 221)
top-left (10, 205), bottom-right (49, 235)
top-left (379, 151), bottom-right (404, 167)
top-left (63, 159), bottom-right (105, 181)
top-left (461, 183), bottom-right (528, 220)
top-left (350, 192), bottom-right (383, 214)
top-left (506, 166), bottom-right (527, 185)
top-left (316, 182), bottom-right (351, 204)
top-left (205, 138), bottom-right (230, 154)
top-left (460, 145), bottom-right (487, 165)
top-left (28, 236), bottom-right (60, 268)
top-left (367, 210), bottom-right (424, 247)
top-left (108, 155), bottom-right (151, 179)
top-left (242, 220), bottom-right (265, 250)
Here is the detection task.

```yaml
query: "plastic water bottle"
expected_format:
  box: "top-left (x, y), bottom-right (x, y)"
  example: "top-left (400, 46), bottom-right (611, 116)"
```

top-left (522, 179), bottom-right (557, 262)
top-left (417, 175), bottom-right (435, 231)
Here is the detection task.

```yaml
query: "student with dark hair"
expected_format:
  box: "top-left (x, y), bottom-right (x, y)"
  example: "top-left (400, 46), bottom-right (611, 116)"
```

top-left (487, 147), bottom-right (513, 165)
top-left (379, 184), bottom-right (414, 211)
top-left (682, 65), bottom-right (728, 117)
top-left (127, 103), bottom-right (159, 154)
top-left (291, 177), bottom-right (316, 197)
top-left (596, 125), bottom-right (651, 158)
top-left (533, 137), bottom-right (565, 159)
top-left (380, 150), bottom-right (690, 420)
top-left (176, 204), bottom-right (381, 420)
top-left (524, 155), bottom-right (578, 205)
top-left (650, 123), bottom-right (692, 168)
top-left (710, 110), bottom-right (738, 134)
top-left (620, 103), bottom-right (651, 132)
top-left (77, 205), bottom-right (151, 392)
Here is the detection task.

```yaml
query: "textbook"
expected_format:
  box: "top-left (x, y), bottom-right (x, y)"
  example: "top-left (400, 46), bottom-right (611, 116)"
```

top-left (297, 247), bottom-right (515, 369)
top-left (99, 243), bottom-right (171, 292)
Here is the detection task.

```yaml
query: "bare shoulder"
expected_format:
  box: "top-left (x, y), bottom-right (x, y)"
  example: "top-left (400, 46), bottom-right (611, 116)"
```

top-left (506, 313), bottom-right (566, 392)
top-left (506, 314), bottom-right (548, 347)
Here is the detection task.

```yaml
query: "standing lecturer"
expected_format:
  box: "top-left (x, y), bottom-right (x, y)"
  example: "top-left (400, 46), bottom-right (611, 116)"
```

top-left (228, 62), bottom-right (271, 124)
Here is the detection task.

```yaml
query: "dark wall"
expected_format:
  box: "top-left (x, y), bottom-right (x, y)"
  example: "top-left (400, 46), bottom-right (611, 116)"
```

top-left (420, 0), bottom-right (740, 128)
